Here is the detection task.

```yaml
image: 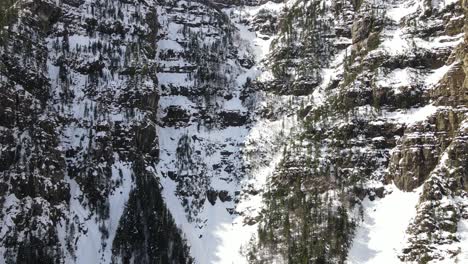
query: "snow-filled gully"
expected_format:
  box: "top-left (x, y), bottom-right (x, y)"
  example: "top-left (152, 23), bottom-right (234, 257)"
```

top-left (347, 185), bottom-right (422, 264)
top-left (154, 2), bottom-right (294, 263)
top-left (153, 1), bottom-right (466, 263)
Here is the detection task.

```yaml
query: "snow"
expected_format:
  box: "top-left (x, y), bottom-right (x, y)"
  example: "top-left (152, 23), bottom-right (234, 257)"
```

top-left (3, 0), bottom-right (465, 263)
top-left (433, 0), bottom-right (460, 10)
top-left (425, 62), bottom-right (457, 87)
top-left (376, 67), bottom-right (415, 94)
top-left (56, 159), bottom-right (133, 264)
top-left (387, 0), bottom-right (420, 22)
top-left (413, 33), bottom-right (464, 50)
top-left (158, 39), bottom-right (185, 52)
top-left (155, 113), bottom-right (292, 262)
top-left (380, 0), bottom-right (462, 57)
top-left (157, 72), bottom-right (194, 87)
top-left (382, 28), bottom-right (410, 56)
top-left (106, 160), bottom-right (133, 259)
top-left (0, 194), bottom-right (20, 264)
top-left (152, 2), bottom-right (303, 263)
top-left (313, 47), bottom-right (349, 105)
top-left (454, 217), bottom-right (468, 263)
top-left (347, 184), bottom-right (423, 264)
top-left (157, 189), bottom-right (256, 264)
top-left (42, 0), bottom-right (145, 259)
top-left (384, 104), bottom-right (440, 125)
top-left (224, 2), bottom-right (284, 85)
top-left (158, 113), bottom-right (294, 264)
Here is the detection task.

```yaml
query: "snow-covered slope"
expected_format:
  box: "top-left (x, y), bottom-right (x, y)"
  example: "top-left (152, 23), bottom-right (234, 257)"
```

top-left (348, 184), bottom-right (422, 264)
top-left (154, 2), bottom-right (300, 263)
top-left (0, 0), bottom-right (467, 263)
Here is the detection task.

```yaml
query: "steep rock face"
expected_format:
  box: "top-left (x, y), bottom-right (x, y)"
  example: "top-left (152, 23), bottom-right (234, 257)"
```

top-left (153, 1), bottom-right (295, 263)
top-left (0, 0), bottom-right (191, 263)
top-left (0, 0), bottom-right (467, 264)
top-left (0, 0), bottom-right (292, 263)
top-left (0, 1), bottom-right (70, 262)
top-left (260, 0), bottom-right (355, 95)
top-left (249, 0), bottom-right (468, 263)
top-left (398, 1), bottom-right (468, 261)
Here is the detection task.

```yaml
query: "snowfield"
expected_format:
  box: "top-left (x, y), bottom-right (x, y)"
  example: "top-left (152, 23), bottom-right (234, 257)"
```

top-left (348, 184), bottom-right (422, 264)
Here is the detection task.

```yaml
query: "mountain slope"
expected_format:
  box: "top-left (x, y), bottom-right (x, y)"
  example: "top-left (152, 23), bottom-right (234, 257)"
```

top-left (0, 0), bottom-right (192, 263)
top-left (0, 0), bottom-right (467, 264)
top-left (247, 0), bottom-right (468, 263)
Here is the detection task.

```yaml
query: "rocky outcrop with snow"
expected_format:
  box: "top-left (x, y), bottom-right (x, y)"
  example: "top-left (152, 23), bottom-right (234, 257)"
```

top-left (247, 0), bottom-right (468, 263)
top-left (0, 0), bottom-right (467, 264)
top-left (0, 0), bottom-right (191, 263)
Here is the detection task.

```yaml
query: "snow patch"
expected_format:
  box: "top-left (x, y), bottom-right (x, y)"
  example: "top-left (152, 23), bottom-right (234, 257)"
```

top-left (454, 217), bottom-right (468, 263)
top-left (425, 62), bottom-right (456, 87)
top-left (348, 184), bottom-right (423, 264)
top-left (384, 104), bottom-right (440, 125)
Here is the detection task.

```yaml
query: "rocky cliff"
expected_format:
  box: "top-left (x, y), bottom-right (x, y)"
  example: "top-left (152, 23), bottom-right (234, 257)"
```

top-left (0, 0), bottom-right (191, 263)
top-left (0, 0), bottom-right (466, 264)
